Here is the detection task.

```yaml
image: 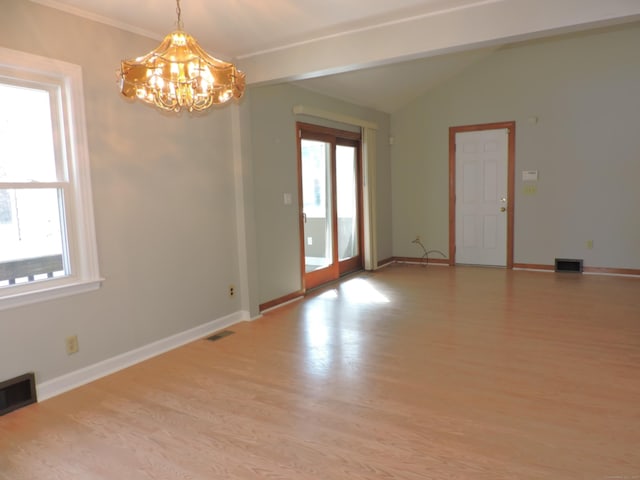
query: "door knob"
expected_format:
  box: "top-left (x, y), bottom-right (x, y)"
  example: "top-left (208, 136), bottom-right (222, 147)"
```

top-left (500, 207), bottom-right (506, 212)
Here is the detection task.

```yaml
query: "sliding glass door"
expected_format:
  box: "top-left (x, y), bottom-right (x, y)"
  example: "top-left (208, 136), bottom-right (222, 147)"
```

top-left (336, 143), bottom-right (360, 272)
top-left (298, 123), bottom-right (362, 290)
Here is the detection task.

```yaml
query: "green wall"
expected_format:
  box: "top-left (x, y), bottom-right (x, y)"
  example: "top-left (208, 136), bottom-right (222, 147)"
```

top-left (391, 23), bottom-right (640, 269)
top-left (249, 83), bottom-right (392, 304)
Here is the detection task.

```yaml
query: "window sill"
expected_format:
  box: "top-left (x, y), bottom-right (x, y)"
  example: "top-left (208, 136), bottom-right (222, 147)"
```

top-left (0, 278), bottom-right (104, 312)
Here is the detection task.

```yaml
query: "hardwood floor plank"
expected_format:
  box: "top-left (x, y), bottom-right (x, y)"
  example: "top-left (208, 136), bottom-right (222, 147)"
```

top-left (1, 265), bottom-right (639, 479)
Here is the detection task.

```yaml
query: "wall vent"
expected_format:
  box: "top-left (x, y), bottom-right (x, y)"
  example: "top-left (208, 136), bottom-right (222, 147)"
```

top-left (207, 330), bottom-right (235, 342)
top-left (0, 373), bottom-right (37, 416)
top-left (555, 258), bottom-right (583, 273)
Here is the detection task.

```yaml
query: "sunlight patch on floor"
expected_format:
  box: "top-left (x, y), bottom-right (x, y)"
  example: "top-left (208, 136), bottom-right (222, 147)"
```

top-left (340, 278), bottom-right (390, 304)
top-left (317, 278), bottom-right (389, 304)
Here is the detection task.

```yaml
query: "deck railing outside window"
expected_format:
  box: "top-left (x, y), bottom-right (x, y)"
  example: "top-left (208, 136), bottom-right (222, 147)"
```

top-left (0, 255), bottom-right (64, 287)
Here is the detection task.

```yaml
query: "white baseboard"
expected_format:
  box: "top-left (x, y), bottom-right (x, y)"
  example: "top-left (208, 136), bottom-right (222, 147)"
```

top-left (36, 311), bottom-right (248, 401)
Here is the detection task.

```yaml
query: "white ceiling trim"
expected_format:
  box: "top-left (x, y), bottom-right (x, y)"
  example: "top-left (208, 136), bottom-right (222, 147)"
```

top-left (238, 0), bottom-right (500, 60)
top-left (30, 0), bottom-right (162, 42)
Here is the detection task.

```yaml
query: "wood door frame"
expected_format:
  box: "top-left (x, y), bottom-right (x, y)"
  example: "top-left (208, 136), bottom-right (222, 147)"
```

top-left (296, 122), bottom-right (363, 292)
top-left (448, 121), bottom-right (515, 269)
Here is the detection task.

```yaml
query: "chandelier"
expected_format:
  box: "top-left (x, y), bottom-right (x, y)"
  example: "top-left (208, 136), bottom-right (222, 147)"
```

top-left (118, 0), bottom-right (245, 113)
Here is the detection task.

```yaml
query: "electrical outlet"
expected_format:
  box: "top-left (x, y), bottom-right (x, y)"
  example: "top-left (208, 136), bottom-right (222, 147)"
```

top-left (65, 335), bottom-right (79, 355)
top-left (229, 285), bottom-right (235, 297)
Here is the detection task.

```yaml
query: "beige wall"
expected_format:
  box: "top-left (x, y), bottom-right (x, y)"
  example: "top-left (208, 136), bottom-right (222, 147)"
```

top-left (248, 83), bottom-right (392, 304)
top-left (391, 23), bottom-right (640, 269)
top-left (0, 1), bottom-right (245, 384)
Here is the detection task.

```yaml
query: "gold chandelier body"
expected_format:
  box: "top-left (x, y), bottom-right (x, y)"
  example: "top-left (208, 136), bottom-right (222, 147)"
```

top-left (119, 29), bottom-right (245, 113)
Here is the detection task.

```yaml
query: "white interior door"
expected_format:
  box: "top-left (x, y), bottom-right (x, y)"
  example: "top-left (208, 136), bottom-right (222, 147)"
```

top-left (455, 129), bottom-right (508, 266)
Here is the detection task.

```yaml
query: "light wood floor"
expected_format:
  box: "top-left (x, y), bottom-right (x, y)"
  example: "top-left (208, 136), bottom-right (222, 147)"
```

top-left (1, 265), bottom-right (639, 479)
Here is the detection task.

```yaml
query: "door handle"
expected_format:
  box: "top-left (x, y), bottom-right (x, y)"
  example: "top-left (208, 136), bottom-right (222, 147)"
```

top-left (500, 207), bottom-right (506, 212)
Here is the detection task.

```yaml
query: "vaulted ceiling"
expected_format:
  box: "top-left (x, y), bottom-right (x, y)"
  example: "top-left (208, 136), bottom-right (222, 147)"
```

top-left (31, 0), bottom-right (640, 112)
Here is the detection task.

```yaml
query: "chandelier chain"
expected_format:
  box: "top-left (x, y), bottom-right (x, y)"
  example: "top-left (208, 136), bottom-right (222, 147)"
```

top-left (176, 0), bottom-right (183, 30)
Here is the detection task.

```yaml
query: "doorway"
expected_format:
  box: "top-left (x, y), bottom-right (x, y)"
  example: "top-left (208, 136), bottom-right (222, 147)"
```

top-left (297, 123), bottom-right (363, 290)
top-left (449, 122), bottom-right (515, 268)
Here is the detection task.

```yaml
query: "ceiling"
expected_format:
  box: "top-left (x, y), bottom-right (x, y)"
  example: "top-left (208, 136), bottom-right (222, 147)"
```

top-left (30, 0), bottom-right (640, 113)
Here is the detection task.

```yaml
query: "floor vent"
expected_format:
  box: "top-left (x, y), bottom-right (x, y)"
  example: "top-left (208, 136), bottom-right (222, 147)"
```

top-left (207, 330), bottom-right (235, 342)
top-left (0, 373), bottom-right (37, 416)
top-left (555, 258), bottom-right (583, 273)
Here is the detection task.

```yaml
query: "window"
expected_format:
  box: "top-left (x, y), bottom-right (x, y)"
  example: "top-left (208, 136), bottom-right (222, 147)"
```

top-left (301, 139), bottom-right (329, 219)
top-left (0, 47), bottom-right (101, 310)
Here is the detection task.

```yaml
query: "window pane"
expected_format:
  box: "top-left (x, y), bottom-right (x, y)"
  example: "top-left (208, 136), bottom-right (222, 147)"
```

top-left (301, 139), bottom-right (331, 219)
top-left (0, 83), bottom-right (57, 182)
top-left (301, 139), bottom-right (333, 273)
top-left (336, 145), bottom-right (358, 260)
top-left (0, 188), bottom-right (67, 285)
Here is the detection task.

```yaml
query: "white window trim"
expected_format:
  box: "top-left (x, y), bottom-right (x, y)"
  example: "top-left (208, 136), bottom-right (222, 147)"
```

top-left (0, 47), bottom-right (102, 311)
